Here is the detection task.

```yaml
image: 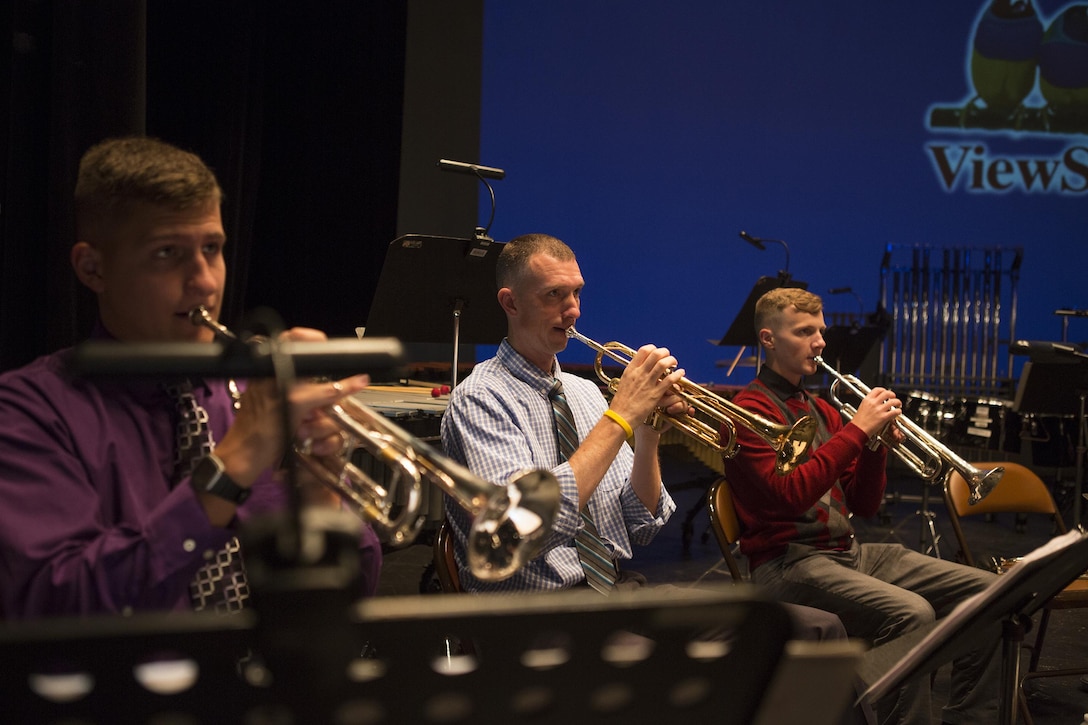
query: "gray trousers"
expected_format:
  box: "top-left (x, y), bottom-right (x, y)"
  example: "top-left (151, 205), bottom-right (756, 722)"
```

top-left (753, 541), bottom-right (1001, 725)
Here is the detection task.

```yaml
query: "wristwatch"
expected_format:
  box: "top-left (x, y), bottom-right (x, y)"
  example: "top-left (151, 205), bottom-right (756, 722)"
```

top-left (190, 453), bottom-right (251, 505)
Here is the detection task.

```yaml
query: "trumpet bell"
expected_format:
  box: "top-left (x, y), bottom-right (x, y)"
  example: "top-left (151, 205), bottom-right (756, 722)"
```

top-left (466, 468), bottom-right (560, 581)
top-left (967, 465), bottom-right (1004, 505)
top-left (777, 417), bottom-right (818, 474)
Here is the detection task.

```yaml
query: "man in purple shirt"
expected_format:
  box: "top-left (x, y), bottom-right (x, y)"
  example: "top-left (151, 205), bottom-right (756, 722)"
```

top-left (0, 137), bottom-right (382, 619)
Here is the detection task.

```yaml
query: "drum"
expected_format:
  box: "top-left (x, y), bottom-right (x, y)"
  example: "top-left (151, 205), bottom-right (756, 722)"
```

top-left (903, 390), bottom-right (957, 437)
top-left (949, 396), bottom-right (1021, 453)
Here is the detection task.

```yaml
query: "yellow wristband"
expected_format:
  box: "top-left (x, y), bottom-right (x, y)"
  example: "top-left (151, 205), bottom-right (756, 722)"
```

top-left (602, 408), bottom-right (634, 438)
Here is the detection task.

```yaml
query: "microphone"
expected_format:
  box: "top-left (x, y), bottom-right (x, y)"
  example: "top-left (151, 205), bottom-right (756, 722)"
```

top-left (739, 230), bottom-right (766, 251)
top-left (739, 229), bottom-right (791, 277)
top-left (1011, 340), bottom-right (1085, 358)
top-left (438, 158), bottom-right (506, 180)
top-left (828, 287), bottom-right (865, 322)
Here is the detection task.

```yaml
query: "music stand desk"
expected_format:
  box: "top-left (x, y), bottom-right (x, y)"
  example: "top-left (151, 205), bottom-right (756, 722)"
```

top-left (820, 324), bottom-right (888, 375)
top-left (714, 274), bottom-right (808, 349)
top-left (1012, 360), bottom-right (1088, 418)
top-left (714, 274), bottom-right (807, 375)
top-left (0, 586), bottom-right (796, 725)
top-left (364, 234), bottom-right (509, 387)
top-left (860, 529), bottom-right (1088, 725)
top-left (1012, 358), bottom-right (1088, 527)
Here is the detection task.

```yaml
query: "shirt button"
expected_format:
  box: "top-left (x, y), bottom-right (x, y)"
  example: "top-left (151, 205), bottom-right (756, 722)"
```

top-left (182, 539), bottom-right (196, 552)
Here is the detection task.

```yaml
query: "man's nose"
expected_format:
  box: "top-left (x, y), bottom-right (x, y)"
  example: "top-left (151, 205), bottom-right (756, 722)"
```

top-left (187, 256), bottom-right (219, 294)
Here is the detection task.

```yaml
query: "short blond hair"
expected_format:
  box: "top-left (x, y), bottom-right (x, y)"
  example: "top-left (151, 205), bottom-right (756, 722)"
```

top-left (754, 287), bottom-right (823, 331)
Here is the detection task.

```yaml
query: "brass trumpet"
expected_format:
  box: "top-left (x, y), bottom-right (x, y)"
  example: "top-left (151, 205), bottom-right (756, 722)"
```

top-left (565, 327), bottom-right (817, 475)
top-left (190, 306), bottom-right (560, 581)
top-left (813, 356), bottom-right (1002, 505)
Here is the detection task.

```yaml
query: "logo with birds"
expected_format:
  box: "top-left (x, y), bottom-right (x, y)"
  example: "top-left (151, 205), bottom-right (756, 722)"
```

top-left (929, 1), bottom-right (1088, 135)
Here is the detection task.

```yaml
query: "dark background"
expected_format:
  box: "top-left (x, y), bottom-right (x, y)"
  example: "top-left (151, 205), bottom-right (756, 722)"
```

top-left (0, 0), bottom-right (484, 372)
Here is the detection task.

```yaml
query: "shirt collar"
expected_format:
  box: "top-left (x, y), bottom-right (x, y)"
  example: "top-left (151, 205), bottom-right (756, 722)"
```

top-left (497, 338), bottom-right (563, 393)
top-left (756, 364), bottom-right (808, 402)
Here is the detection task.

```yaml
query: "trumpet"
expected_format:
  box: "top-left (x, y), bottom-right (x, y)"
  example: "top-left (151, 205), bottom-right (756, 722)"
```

top-left (813, 356), bottom-right (1002, 505)
top-left (190, 306), bottom-right (560, 581)
top-left (565, 327), bottom-right (817, 475)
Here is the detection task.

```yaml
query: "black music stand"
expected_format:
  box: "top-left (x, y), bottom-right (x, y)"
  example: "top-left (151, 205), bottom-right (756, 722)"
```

top-left (364, 235), bottom-right (508, 387)
top-left (69, 338), bottom-right (406, 380)
top-left (0, 586), bottom-right (794, 725)
top-left (820, 323), bottom-right (889, 376)
top-left (714, 274), bottom-right (808, 374)
top-left (859, 529), bottom-right (1088, 725)
top-left (1013, 358), bottom-right (1088, 527)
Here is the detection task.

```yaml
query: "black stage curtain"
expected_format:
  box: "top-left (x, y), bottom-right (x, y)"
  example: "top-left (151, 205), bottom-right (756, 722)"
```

top-left (0, 1), bottom-right (442, 371)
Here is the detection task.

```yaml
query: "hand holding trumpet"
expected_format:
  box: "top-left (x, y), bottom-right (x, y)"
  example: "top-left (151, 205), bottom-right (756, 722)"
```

top-left (196, 325), bottom-right (371, 524)
top-left (605, 343), bottom-right (689, 435)
top-left (849, 386), bottom-right (906, 447)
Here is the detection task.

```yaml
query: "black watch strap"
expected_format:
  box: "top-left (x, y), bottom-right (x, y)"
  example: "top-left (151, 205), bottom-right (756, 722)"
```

top-left (191, 453), bottom-right (251, 505)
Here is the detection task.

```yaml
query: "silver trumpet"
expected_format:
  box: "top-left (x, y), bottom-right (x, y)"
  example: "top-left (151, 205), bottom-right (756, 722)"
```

top-left (190, 306), bottom-right (560, 581)
top-left (813, 355), bottom-right (1002, 505)
top-left (566, 327), bottom-right (818, 475)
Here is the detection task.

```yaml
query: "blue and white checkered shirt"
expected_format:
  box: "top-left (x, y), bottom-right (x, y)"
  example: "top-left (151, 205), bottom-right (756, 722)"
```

top-left (440, 339), bottom-right (675, 592)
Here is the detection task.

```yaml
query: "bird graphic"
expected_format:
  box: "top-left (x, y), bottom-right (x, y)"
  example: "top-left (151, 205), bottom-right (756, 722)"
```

top-left (968, 0), bottom-right (1045, 127)
top-left (1038, 4), bottom-right (1088, 132)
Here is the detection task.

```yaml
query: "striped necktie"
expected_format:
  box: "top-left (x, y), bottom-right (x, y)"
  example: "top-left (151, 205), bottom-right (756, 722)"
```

top-left (163, 380), bottom-right (250, 613)
top-left (549, 379), bottom-right (618, 594)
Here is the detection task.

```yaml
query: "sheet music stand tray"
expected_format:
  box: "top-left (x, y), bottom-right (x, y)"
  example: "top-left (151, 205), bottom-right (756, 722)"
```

top-left (714, 274), bottom-right (808, 374)
top-left (820, 324), bottom-right (888, 375)
top-left (0, 586), bottom-right (794, 725)
top-left (1012, 360), bottom-right (1088, 418)
top-left (364, 235), bottom-right (508, 386)
top-left (1013, 358), bottom-right (1088, 526)
top-left (859, 529), bottom-right (1088, 725)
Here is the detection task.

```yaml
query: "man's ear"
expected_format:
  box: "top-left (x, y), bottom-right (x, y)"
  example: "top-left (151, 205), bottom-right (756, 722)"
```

top-left (71, 242), bottom-right (106, 293)
top-left (497, 287), bottom-right (517, 316)
top-left (758, 328), bottom-right (774, 350)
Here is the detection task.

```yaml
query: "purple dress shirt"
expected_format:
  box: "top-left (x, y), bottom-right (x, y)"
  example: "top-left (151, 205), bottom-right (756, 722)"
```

top-left (0, 337), bottom-right (382, 619)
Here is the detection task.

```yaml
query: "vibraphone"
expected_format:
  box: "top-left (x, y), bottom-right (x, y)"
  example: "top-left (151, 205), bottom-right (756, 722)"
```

top-left (877, 244), bottom-right (1040, 461)
top-left (351, 383), bottom-right (450, 539)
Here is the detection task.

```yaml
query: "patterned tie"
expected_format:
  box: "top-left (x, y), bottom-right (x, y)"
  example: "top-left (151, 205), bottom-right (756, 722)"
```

top-left (163, 380), bottom-right (250, 613)
top-left (548, 379), bottom-right (618, 594)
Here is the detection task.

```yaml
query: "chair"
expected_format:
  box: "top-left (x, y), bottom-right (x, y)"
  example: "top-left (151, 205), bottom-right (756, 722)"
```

top-left (706, 476), bottom-right (746, 582)
top-left (432, 519), bottom-right (463, 593)
top-left (943, 461), bottom-right (1088, 723)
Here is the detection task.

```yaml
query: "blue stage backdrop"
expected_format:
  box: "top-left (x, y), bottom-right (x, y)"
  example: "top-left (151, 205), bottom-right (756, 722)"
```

top-left (476, 1), bottom-right (1087, 390)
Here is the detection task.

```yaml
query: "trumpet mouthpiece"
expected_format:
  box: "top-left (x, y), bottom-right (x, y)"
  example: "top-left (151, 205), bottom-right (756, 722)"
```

top-left (189, 305), bottom-right (237, 342)
top-left (188, 306), bottom-right (209, 326)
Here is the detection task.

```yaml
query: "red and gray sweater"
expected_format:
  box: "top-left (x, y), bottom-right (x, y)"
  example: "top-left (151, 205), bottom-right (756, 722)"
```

top-left (720, 367), bottom-right (889, 571)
